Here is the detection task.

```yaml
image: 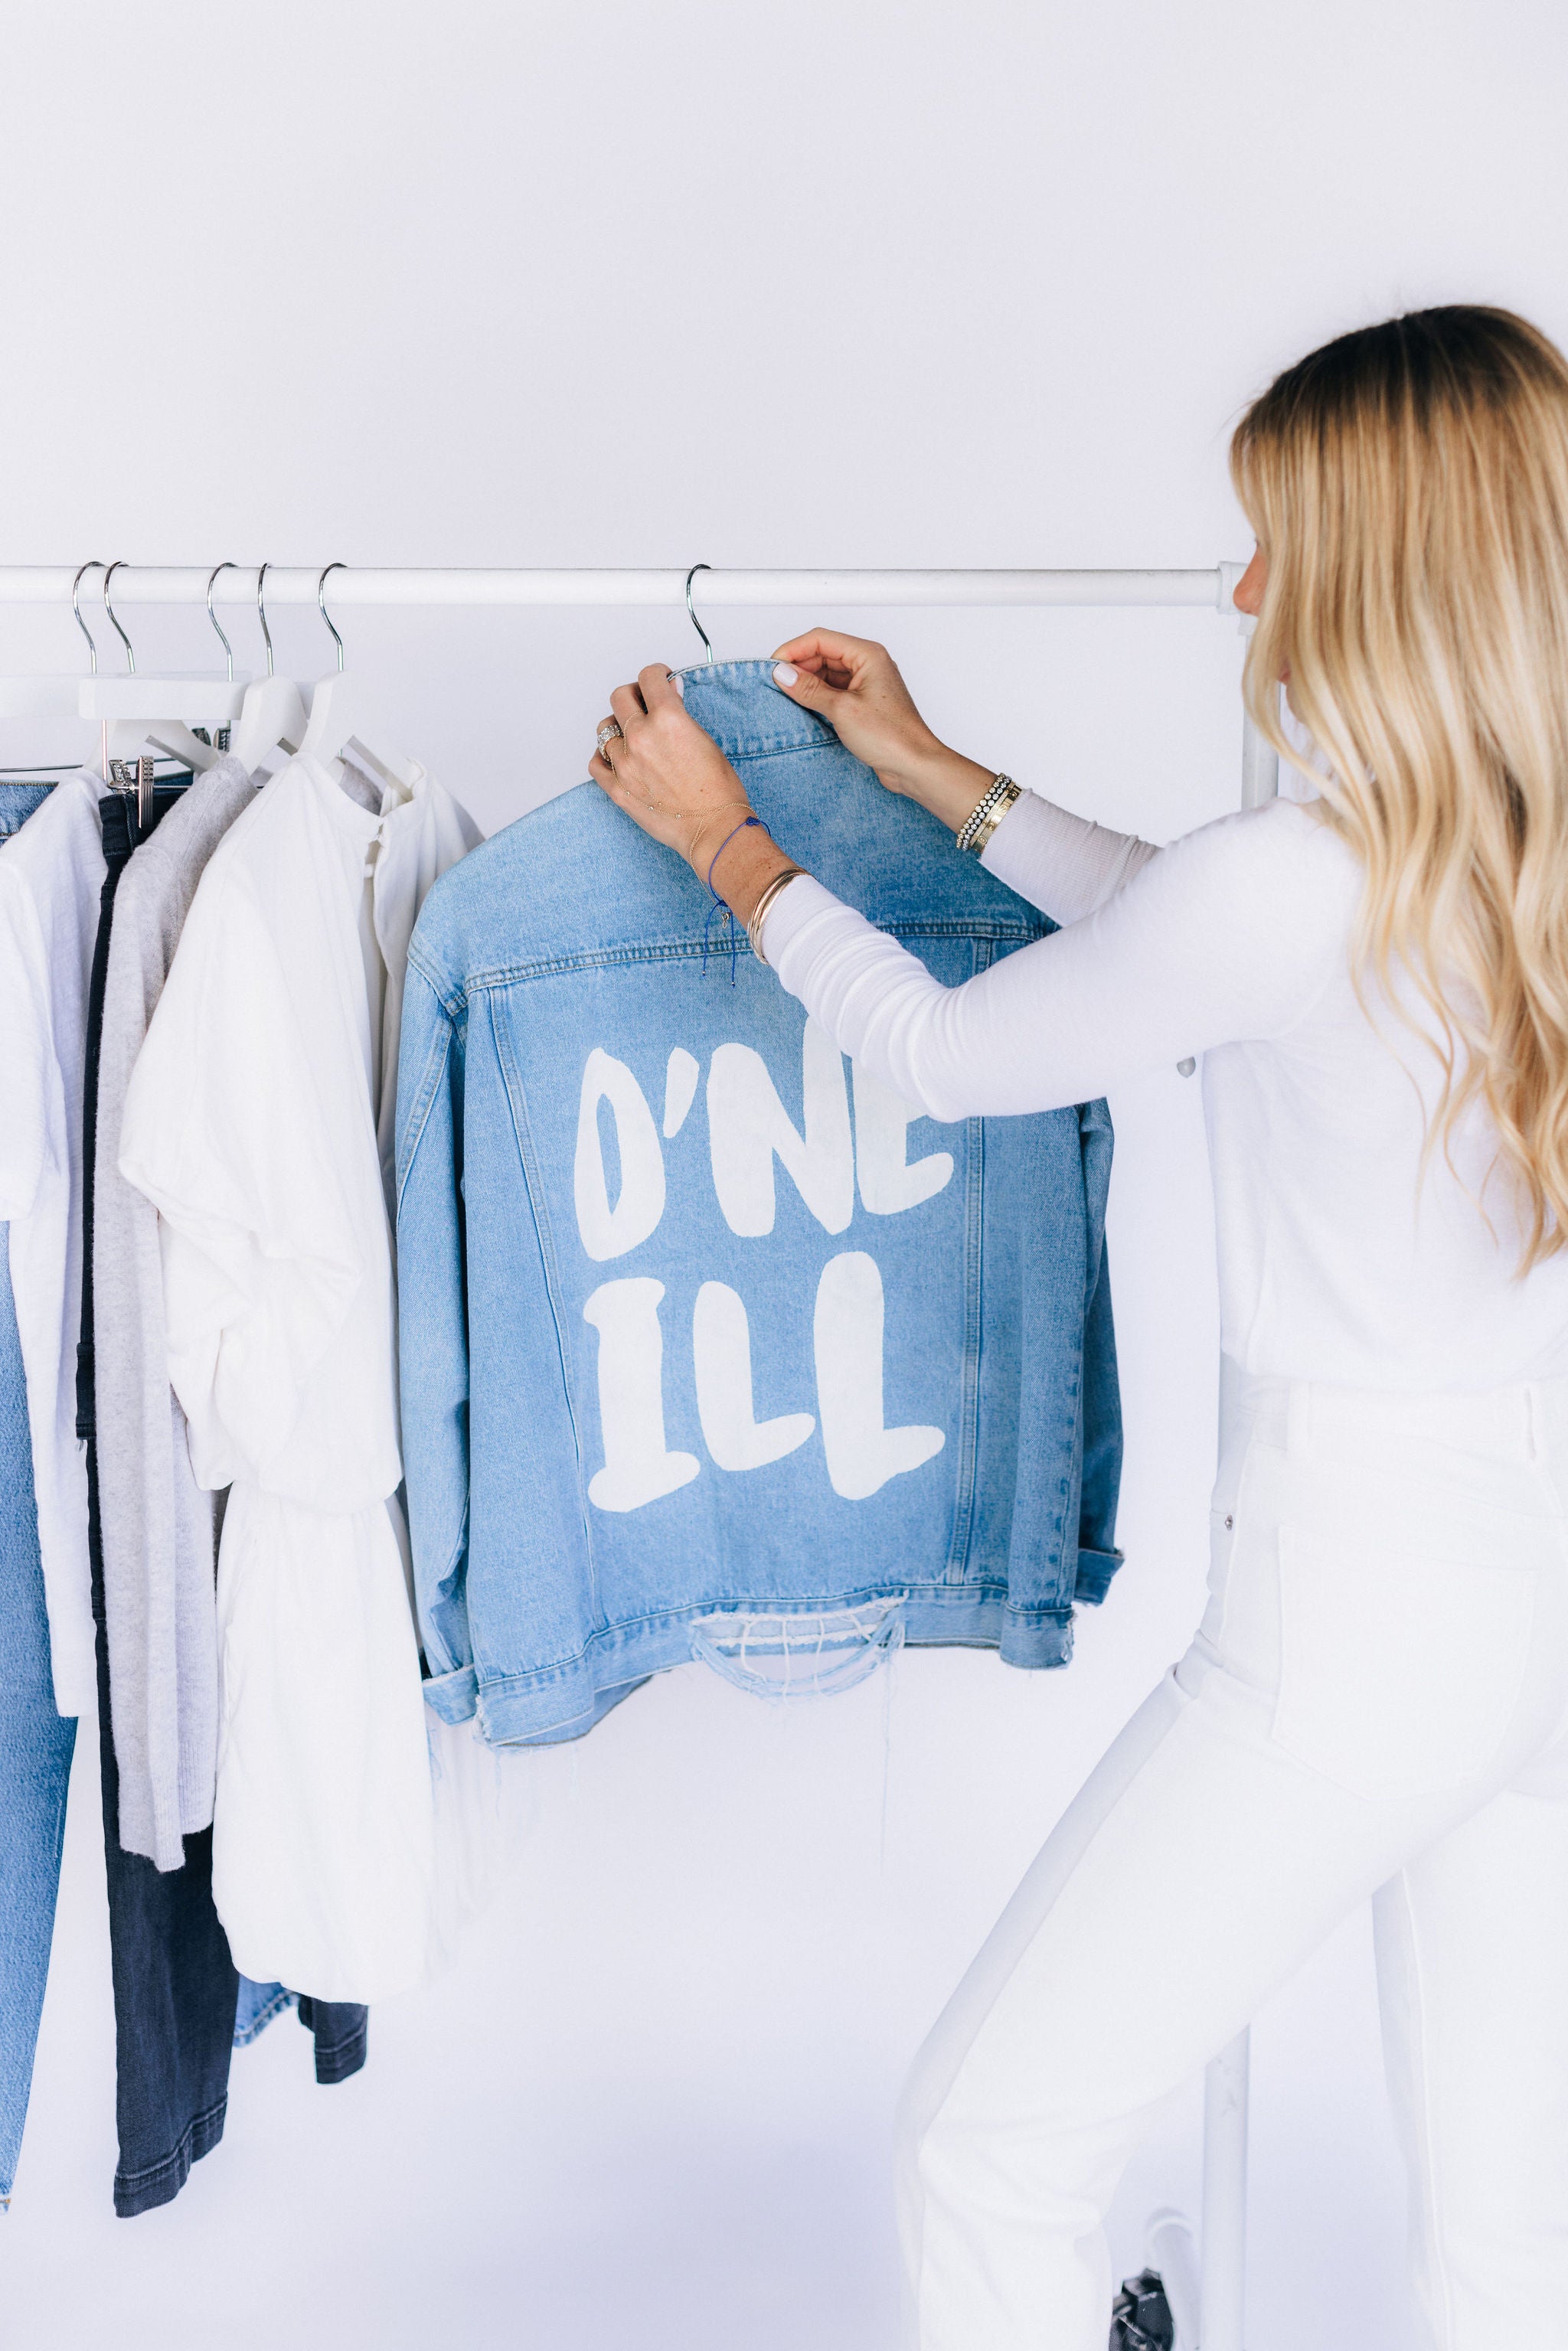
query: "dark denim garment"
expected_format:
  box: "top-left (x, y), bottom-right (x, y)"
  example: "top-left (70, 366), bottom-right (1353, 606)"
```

top-left (233, 1979), bottom-right (369, 2084)
top-left (398, 661), bottom-right (1122, 1747)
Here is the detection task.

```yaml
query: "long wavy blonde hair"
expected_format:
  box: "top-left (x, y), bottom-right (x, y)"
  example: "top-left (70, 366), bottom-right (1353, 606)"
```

top-left (1231, 305), bottom-right (1568, 1269)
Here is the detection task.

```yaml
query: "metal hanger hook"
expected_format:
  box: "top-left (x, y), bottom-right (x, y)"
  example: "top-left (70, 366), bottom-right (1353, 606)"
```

top-left (317, 563), bottom-right (347, 672)
top-left (684, 563), bottom-right (715, 664)
top-left (102, 561), bottom-right (135, 674)
top-left (206, 562), bottom-right (239, 681)
top-left (256, 563), bottom-right (275, 678)
top-left (72, 560), bottom-right (106, 674)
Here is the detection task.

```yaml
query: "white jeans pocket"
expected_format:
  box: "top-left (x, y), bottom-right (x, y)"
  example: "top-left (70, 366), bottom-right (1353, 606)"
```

top-left (1272, 1526), bottom-right (1538, 1802)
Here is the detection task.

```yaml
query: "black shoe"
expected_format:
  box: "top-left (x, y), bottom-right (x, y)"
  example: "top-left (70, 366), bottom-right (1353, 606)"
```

top-left (1109, 2268), bottom-right (1176, 2351)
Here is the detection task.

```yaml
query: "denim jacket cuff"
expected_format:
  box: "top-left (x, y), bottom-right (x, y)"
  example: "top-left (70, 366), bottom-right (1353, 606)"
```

top-left (1073, 1546), bottom-right (1125, 1605)
top-left (420, 1662), bottom-right (479, 1723)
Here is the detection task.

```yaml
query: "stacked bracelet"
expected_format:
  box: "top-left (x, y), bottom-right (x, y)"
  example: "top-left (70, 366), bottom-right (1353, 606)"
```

top-left (747, 864), bottom-right (807, 965)
top-left (955, 773), bottom-right (1022, 857)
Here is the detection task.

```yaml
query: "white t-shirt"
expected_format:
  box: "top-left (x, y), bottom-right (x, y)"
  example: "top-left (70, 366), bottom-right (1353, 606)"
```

top-left (0, 773), bottom-right (106, 1714)
top-left (765, 785), bottom-right (1568, 1393)
top-left (120, 750), bottom-right (481, 2000)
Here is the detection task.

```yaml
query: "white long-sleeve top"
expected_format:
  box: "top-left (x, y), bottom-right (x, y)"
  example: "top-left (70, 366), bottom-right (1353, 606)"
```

top-left (764, 785), bottom-right (1568, 1393)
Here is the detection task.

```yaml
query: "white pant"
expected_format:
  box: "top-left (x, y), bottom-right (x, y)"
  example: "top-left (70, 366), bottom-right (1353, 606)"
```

top-left (898, 1360), bottom-right (1568, 2351)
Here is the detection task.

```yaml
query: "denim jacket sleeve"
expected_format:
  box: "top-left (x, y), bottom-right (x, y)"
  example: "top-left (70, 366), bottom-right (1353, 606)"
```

top-left (395, 954), bottom-right (475, 1716)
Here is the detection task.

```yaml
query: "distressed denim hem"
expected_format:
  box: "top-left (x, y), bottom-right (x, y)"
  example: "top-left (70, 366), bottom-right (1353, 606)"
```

top-left (113, 2095), bottom-right (227, 2218)
top-left (1072, 1546), bottom-right (1125, 1605)
top-left (435, 1590), bottom-right (1078, 1746)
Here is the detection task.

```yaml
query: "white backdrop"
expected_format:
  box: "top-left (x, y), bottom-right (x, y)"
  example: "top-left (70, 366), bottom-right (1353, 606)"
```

top-left (4, 4), bottom-right (1567, 2346)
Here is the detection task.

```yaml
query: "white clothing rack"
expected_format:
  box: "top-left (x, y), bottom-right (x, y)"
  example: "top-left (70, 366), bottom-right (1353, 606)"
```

top-left (2, 558), bottom-right (1270, 2351)
top-left (0, 563), bottom-right (1248, 611)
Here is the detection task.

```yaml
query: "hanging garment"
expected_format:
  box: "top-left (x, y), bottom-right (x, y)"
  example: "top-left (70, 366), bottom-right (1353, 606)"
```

top-left (0, 772), bottom-right (107, 1716)
top-left (0, 763), bottom-right (78, 2217)
top-left (91, 753), bottom-right (256, 1869)
top-left (232, 1977), bottom-right (369, 2084)
top-left (120, 752), bottom-right (480, 2001)
top-left (0, 1213), bottom-right (76, 2215)
top-left (0, 781), bottom-right (52, 837)
top-left (396, 660), bottom-right (1121, 1748)
top-left (80, 778), bottom-right (242, 2217)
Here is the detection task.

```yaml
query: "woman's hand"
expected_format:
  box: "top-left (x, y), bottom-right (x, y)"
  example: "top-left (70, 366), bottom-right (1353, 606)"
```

top-left (590, 664), bottom-right (750, 870)
top-left (770, 629), bottom-right (998, 829)
top-left (589, 663), bottom-right (795, 921)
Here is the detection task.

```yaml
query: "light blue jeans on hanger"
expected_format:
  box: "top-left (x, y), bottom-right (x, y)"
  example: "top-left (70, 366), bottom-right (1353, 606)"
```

top-left (1, 783), bottom-right (80, 2210)
top-left (0, 1220), bottom-right (78, 2211)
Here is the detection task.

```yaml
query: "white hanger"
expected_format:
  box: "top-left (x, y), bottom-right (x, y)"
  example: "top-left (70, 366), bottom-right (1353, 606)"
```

top-left (226, 563), bottom-right (307, 772)
top-left (298, 563), bottom-right (420, 793)
top-left (80, 562), bottom-right (236, 775)
top-left (0, 678), bottom-right (90, 720)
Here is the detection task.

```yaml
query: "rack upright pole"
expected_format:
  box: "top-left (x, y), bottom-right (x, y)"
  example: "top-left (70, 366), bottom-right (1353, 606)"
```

top-left (1191, 694), bottom-right (1277, 2351)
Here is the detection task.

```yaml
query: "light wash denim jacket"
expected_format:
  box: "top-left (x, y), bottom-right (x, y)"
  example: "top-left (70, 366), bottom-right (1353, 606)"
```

top-left (397, 663), bottom-right (1122, 1744)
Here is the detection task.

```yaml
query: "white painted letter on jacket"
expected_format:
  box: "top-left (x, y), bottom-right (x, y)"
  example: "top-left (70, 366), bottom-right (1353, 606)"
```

top-left (583, 1278), bottom-right (700, 1510)
top-left (693, 1280), bottom-right (815, 1471)
top-left (707, 1020), bottom-right (854, 1237)
top-left (851, 1060), bottom-right (955, 1215)
top-left (575, 1048), bottom-right (665, 1261)
top-left (813, 1252), bottom-right (945, 1500)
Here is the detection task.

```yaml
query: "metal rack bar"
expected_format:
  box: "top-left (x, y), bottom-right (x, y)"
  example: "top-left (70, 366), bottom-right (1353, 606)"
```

top-left (0, 563), bottom-right (1246, 610)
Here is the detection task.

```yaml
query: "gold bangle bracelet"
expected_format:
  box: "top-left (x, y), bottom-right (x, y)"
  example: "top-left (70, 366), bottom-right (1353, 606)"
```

top-left (747, 865), bottom-right (807, 966)
top-left (965, 784), bottom-right (1023, 858)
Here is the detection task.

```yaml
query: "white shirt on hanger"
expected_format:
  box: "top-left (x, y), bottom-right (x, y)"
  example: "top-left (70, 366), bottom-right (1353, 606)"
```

top-left (0, 772), bottom-right (106, 1717)
top-left (120, 749), bottom-right (481, 2002)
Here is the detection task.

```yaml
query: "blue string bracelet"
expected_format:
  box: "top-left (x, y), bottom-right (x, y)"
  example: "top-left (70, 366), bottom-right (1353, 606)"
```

top-left (701, 814), bottom-right (766, 983)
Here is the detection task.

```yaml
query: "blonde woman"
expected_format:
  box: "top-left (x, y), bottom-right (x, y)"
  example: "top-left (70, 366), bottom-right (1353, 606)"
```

top-left (590, 305), bottom-right (1568, 2351)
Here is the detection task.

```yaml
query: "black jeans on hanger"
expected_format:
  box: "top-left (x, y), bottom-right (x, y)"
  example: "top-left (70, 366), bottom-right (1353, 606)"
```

top-left (81, 785), bottom-right (368, 2218)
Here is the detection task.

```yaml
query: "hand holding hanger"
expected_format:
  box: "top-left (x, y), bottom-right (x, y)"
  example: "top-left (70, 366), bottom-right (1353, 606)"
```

top-left (769, 626), bottom-right (999, 831)
top-left (590, 662), bottom-right (798, 930)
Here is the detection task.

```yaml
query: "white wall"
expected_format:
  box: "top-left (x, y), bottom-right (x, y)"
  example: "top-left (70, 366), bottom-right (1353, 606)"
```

top-left (4, 3), bottom-right (1566, 2344)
